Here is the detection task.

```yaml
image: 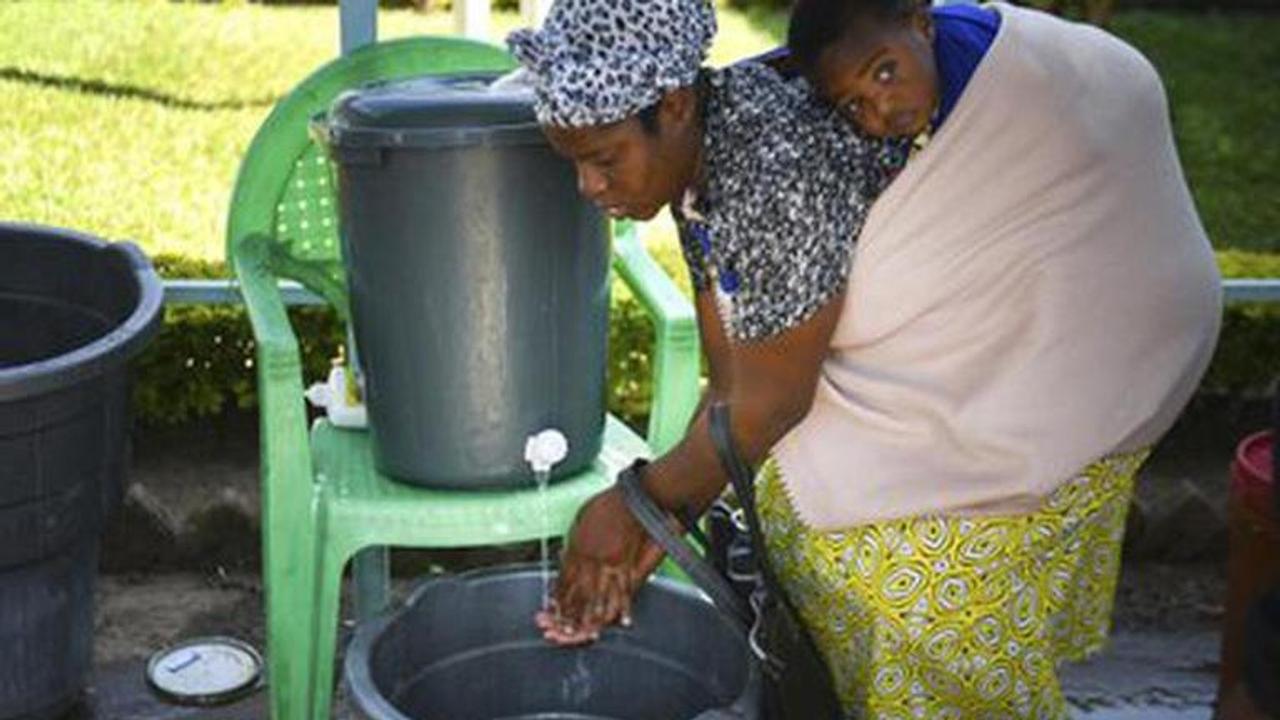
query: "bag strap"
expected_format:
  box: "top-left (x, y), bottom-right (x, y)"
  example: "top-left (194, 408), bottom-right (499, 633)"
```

top-left (710, 404), bottom-right (851, 719)
top-left (711, 404), bottom-right (768, 576)
top-left (616, 462), bottom-right (754, 627)
top-left (707, 402), bottom-right (789, 597)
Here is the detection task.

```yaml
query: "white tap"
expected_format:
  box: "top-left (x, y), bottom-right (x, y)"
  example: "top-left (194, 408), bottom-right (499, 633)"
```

top-left (524, 429), bottom-right (569, 474)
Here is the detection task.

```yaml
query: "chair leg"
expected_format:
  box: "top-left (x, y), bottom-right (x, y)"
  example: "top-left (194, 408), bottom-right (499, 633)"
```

top-left (264, 512), bottom-right (323, 720)
top-left (353, 546), bottom-right (391, 621)
top-left (309, 543), bottom-right (352, 720)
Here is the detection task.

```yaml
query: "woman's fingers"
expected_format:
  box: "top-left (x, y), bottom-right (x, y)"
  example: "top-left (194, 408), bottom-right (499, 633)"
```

top-left (538, 487), bottom-right (666, 643)
top-left (632, 538), bottom-right (666, 586)
top-left (557, 563), bottom-right (593, 629)
top-left (546, 572), bottom-right (627, 644)
top-left (621, 541), bottom-right (660, 625)
top-left (555, 541), bottom-right (599, 625)
top-left (593, 567), bottom-right (625, 628)
top-left (534, 608), bottom-right (555, 630)
top-left (542, 592), bottom-right (597, 644)
top-left (582, 564), bottom-right (618, 629)
top-left (617, 586), bottom-right (634, 628)
top-left (542, 622), bottom-right (599, 645)
top-left (540, 559), bottom-right (641, 643)
top-left (581, 572), bottom-right (605, 629)
top-left (605, 567), bottom-right (633, 627)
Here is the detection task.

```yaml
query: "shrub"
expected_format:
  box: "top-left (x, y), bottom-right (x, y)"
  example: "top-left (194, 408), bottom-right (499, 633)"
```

top-left (136, 255), bottom-right (345, 425)
top-left (135, 247), bottom-right (691, 429)
top-left (1204, 251), bottom-right (1280, 395)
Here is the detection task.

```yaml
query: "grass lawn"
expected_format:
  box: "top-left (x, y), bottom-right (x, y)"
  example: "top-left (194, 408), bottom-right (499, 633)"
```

top-left (0, 1), bottom-right (1275, 268)
top-left (1112, 11), bottom-right (1280, 258)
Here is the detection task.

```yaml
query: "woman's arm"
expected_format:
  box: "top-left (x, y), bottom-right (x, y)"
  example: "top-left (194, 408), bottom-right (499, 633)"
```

top-left (700, 289), bottom-right (733, 397)
top-left (544, 287), bottom-right (843, 640)
top-left (641, 287), bottom-right (843, 516)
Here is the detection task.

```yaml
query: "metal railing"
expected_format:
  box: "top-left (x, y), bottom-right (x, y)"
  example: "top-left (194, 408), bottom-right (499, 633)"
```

top-left (163, 279), bottom-right (323, 306)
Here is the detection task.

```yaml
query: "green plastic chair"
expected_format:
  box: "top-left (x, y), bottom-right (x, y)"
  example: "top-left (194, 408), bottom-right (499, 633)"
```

top-left (226, 36), bottom-right (701, 720)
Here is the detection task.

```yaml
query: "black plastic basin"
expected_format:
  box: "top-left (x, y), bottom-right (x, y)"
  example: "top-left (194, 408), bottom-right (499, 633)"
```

top-left (0, 222), bottom-right (162, 720)
top-left (345, 566), bottom-right (761, 720)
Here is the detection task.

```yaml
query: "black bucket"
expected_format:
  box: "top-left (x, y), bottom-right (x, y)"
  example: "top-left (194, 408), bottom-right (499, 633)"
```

top-left (0, 222), bottom-right (163, 720)
top-left (345, 567), bottom-right (761, 720)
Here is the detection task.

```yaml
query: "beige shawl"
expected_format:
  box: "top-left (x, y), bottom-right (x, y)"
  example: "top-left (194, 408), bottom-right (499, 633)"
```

top-left (773, 4), bottom-right (1222, 529)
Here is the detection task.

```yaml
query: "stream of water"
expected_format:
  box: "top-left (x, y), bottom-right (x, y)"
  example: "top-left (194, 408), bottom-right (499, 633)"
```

top-left (535, 468), bottom-right (551, 611)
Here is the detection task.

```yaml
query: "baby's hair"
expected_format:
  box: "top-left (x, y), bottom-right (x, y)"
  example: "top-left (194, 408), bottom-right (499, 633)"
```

top-left (788, 0), bottom-right (923, 75)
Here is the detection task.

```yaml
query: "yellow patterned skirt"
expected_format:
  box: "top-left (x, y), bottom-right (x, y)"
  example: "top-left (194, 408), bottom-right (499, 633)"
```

top-left (757, 451), bottom-right (1148, 720)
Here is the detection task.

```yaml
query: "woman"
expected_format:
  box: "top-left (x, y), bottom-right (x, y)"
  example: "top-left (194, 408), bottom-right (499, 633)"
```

top-left (736, 0), bottom-right (1222, 717)
top-left (506, 0), bottom-right (900, 644)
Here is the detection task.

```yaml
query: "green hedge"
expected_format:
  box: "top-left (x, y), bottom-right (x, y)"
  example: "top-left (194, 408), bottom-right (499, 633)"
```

top-left (134, 247), bottom-right (1275, 428)
top-left (136, 247), bottom-right (691, 429)
top-left (1206, 251), bottom-right (1280, 394)
top-left (136, 255), bottom-right (344, 425)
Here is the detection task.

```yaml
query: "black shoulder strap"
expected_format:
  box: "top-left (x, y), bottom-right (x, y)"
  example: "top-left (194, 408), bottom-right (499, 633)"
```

top-left (707, 403), bottom-right (792, 607)
top-left (616, 463), bottom-right (753, 627)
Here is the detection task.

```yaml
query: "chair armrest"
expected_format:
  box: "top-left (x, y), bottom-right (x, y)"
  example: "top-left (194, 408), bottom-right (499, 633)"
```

top-left (231, 236), bottom-right (316, 517)
top-left (611, 221), bottom-right (701, 454)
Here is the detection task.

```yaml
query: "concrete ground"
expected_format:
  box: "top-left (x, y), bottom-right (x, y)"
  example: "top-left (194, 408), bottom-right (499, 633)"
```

top-left (62, 398), bottom-right (1270, 719)
top-left (77, 562), bottom-right (1228, 720)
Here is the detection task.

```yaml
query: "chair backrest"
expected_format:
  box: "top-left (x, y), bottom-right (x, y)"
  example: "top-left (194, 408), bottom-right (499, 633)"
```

top-left (226, 36), bottom-right (516, 319)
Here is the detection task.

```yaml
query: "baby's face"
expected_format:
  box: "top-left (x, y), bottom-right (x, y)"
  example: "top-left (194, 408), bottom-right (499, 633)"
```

top-left (813, 10), bottom-right (939, 139)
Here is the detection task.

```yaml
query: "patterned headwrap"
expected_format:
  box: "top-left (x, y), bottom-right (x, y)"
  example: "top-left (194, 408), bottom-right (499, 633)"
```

top-left (506, 0), bottom-right (717, 127)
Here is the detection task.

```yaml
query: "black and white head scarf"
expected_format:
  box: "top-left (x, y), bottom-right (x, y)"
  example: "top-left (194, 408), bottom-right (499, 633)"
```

top-left (507, 0), bottom-right (716, 127)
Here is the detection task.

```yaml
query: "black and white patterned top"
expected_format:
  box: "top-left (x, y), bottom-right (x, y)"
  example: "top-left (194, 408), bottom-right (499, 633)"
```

top-left (678, 62), bottom-right (905, 342)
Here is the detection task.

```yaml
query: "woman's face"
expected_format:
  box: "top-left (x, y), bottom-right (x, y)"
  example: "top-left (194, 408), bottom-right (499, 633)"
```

top-left (812, 10), bottom-right (939, 139)
top-left (544, 88), bottom-right (700, 221)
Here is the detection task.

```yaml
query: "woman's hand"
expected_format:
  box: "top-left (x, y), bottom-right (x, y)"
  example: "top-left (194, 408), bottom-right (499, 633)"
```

top-left (535, 486), bottom-right (665, 645)
top-left (534, 288), bottom-right (845, 644)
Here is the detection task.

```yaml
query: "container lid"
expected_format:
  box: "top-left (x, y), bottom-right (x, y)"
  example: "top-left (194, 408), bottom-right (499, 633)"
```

top-left (323, 73), bottom-right (543, 150)
top-left (145, 636), bottom-right (264, 706)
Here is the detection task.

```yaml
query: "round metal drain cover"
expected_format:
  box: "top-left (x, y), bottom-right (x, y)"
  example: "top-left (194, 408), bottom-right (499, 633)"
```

top-left (146, 636), bottom-right (263, 706)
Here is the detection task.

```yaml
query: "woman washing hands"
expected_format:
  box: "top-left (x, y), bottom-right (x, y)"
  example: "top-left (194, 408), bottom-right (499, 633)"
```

top-left (506, 0), bottom-right (899, 646)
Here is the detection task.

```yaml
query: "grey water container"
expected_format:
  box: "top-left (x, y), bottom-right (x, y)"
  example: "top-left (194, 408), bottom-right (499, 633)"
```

top-left (319, 74), bottom-right (610, 489)
top-left (0, 223), bottom-right (163, 720)
top-left (345, 566), bottom-right (761, 720)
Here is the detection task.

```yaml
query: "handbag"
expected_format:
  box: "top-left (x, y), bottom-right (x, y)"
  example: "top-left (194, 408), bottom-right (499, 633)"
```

top-left (618, 401), bottom-right (843, 720)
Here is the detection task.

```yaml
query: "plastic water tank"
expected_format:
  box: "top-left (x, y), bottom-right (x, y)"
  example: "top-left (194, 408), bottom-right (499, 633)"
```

top-left (318, 73), bottom-right (610, 489)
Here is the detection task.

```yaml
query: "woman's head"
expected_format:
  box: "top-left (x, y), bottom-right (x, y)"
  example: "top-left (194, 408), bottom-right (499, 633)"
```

top-left (508, 0), bottom-right (715, 220)
top-left (541, 89), bottom-right (702, 221)
top-left (788, 0), bottom-right (938, 138)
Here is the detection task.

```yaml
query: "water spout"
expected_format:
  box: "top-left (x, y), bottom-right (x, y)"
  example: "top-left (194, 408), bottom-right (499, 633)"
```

top-left (525, 429), bottom-right (568, 611)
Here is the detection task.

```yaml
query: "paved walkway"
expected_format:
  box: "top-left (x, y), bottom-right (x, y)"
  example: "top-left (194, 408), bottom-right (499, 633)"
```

top-left (1064, 630), bottom-right (1219, 719)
